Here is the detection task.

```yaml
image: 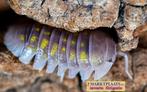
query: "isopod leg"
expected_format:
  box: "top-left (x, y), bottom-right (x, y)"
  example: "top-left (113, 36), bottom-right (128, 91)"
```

top-left (118, 52), bottom-right (133, 80)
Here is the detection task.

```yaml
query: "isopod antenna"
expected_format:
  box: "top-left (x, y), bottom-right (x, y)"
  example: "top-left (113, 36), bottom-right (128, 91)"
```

top-left (118, 52), bottom-right (133, 80)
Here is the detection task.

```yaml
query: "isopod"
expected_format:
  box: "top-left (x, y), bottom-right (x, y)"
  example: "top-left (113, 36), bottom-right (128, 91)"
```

top-left (4, 21), bottom-right (132, 81)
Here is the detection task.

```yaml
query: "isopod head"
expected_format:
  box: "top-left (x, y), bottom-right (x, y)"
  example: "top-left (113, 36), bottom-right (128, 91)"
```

top-left (89, 31), bottom-right (117, 80)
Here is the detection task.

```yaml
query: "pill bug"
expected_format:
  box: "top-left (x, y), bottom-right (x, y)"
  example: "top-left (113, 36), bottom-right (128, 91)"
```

top-left (4, 21), bottom-right (132, 81)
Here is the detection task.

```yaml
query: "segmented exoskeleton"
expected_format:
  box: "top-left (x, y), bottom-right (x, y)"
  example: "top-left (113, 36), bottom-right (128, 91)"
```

top-left (4, 21), bottom-right (132, 81)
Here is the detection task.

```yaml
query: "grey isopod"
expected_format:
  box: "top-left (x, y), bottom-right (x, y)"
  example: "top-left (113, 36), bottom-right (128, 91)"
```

top-left (4, 21), bottom-right (132, 81)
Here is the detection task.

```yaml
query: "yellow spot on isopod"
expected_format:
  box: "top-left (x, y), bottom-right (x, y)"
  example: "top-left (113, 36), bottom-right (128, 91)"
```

top-left (80, 51), bottom-right (87, 60)
top-left (19, 35), bottom-right (25, 41)
top-left (35, 27), bottom-right (40, 32)
top-left (61, 47), bottom-right (66, 52)
top-left (50, 43), bottom-right (58, 57)
top-left (63, 38), bottom-right (67, 42)
top-left (71, 40), bottom-right (76, 45)
top-left (80, 42), bottom-right (84, 47)
top-left (40, 39), bottom-right (48, 49)
top-left (80, 51), bottom-right (88, 63)
top-left (30, 35), bottom-right (37, 42)
top-left (35, 24), bottom-right (41, 32)
top-left (69, 51), bottom-right (75, 61)
top-left (27, 46), bottom-right (37, 51)
top-left (44, 31), bottom-right (50, 35)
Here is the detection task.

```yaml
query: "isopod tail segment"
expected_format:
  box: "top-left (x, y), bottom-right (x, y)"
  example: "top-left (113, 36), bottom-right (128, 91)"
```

top-left (4, 22), bottom-right (132, 82)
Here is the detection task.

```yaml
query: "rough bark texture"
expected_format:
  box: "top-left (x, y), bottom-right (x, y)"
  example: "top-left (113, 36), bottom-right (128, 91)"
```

top-left (8, 0), bottom-right (120, 32)
top-left (124, 5), bottom-right (147, 31)
top-left (124, 0), bottom-right (147, 6)
top-left (114, 3), bottom-right (147, 51)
